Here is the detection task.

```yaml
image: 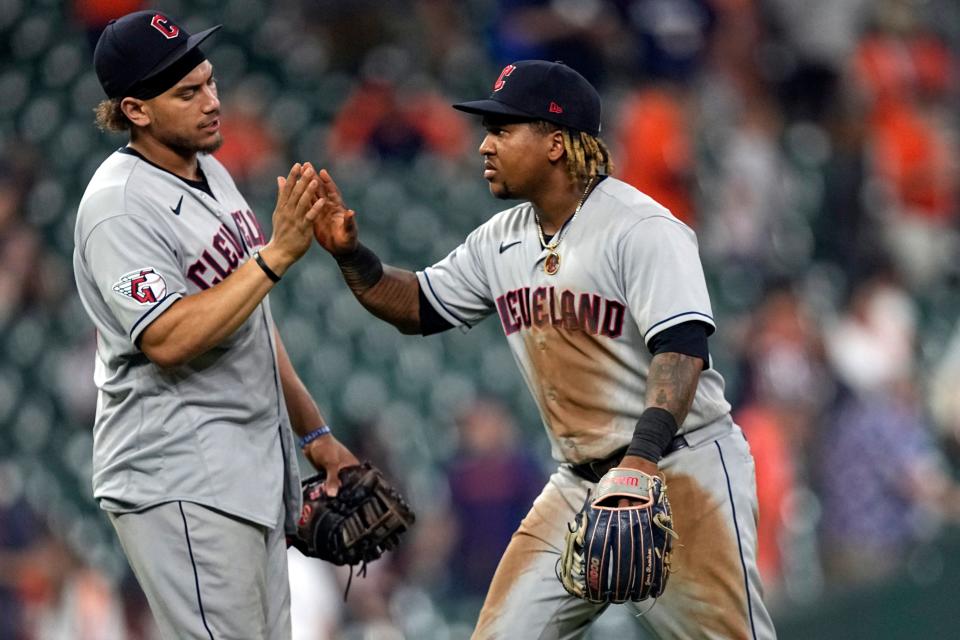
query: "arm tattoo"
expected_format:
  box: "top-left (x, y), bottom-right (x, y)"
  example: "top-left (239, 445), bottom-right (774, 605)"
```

top-left (335, 243), bottom-right (384, 296)
top-left (646, 352), bottom-right (703, 426)
top-left (356, 265), bottom-right (421, 334)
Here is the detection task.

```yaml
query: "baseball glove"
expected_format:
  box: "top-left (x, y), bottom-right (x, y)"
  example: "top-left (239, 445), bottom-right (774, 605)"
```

top-left (292, 462), bottom-right (415, 567)
top-left (558, 467), bottom-right (677, 604)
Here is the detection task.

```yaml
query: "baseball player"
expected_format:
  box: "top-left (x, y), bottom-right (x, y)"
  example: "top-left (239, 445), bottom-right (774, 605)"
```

top-left (72, 11), bottom-right (359, 639)
top-left (312, 60), bottom-right (776, 638)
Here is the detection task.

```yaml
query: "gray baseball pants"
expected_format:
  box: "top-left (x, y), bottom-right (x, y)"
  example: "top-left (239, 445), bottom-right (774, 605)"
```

top-left (473, 421), bottom-right (777, 640)
top-left (109, 500), bottom-right (291, 640)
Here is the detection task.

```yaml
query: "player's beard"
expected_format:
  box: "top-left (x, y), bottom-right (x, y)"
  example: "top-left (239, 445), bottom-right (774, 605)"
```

top-left (159, 129), bottom-right (224, 157)
top-left (490, 179), bottom-right (516, 200)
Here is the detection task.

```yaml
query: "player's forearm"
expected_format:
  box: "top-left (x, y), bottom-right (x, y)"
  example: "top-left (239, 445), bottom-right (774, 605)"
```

top-left (621, 352), bottom-right (703, 470)
top-left (645, 351), bottom-right (703, 426)
top-left (356, 266), bottom-right (421, 334)
top-left (274, 327), bottom-right (326, 437)
top-left (335, 245), bottom-right (420, 334)
top-left (140, 251), bottom-right (289, 367)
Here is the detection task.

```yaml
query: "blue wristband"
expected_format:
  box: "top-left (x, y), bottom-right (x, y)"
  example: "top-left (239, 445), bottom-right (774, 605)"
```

top-left (298, 425), bottom-right (332, 448)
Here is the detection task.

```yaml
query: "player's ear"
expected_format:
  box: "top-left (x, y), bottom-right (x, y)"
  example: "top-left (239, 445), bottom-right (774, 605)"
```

top-left (546, 128), bottom-right (565, 162)
top-left (120, 97), bottom-right (151, 128)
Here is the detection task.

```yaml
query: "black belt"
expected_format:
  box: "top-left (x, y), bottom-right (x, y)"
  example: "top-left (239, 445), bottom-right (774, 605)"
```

top-left (569, 434), bottom-right (689, 484)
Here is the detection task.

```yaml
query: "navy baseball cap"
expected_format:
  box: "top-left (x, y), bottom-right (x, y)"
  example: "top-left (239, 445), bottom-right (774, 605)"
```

top-left (453, 60), bottom-right (602, 137)
top-left (94, 10), bottom-right (221, 100)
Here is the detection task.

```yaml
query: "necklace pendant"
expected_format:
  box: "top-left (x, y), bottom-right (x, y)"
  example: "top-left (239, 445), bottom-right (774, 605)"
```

top-left (544, 250), bottom-right (561, 275)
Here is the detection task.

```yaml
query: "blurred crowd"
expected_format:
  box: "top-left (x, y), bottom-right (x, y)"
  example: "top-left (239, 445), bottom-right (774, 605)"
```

top-left (2, 0), bottom-right (960, 637)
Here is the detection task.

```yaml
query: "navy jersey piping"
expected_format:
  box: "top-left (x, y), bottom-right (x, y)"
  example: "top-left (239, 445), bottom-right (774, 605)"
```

top-left (118, 147), bottom-right (216, 199)
top-left (715, 441), bottom-right (758, 640)
top-left (129, 292), bottom-right (181, 338)
top-left (644, 311), bottom-right (715, 340)
top-left (423, 271), bottom-right (472, 328)
top-left (178, 502), bottom-right (215, 640)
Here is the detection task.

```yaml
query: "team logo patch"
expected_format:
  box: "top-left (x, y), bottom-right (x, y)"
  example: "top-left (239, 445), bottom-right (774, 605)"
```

top-left (493, 64), bottom-right (516, 91)
top-left (113, 268), bottom-right (167, 305)
top-left (150, 14), bottom-right (180, 39)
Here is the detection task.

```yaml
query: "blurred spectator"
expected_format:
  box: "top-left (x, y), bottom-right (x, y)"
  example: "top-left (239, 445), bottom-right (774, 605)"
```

top-left (328, 48), bottom-right (471, 162)
top-left (0, 161), bottom-right (49, 324)
top-left (615, 84), bottom-right (697, 225)
top-left (611, 0), bottom-right (716, 82)
top-left (0, 465), bottom-right (127, 640)
top-left (484, 0), bottom-right (621, 87)
top-left (0, 470), bottom-right (42, 639)
top-left (764, 0), bottom-right (872, 123)
top-left (441, 399), bottom-right (545, 599)
top-left (813, 86), bottom-right (885, 285)
top-left (214, 88), bottom-right (281, 185)
top-left (733, 284), bottom-right (832, 597)
top-left (819, 277), bottom-right (960, 586)
top-left (72, 0), bottom-right (145, 49)
top-left (698, 92), bottom-right (795, 271)
top-left (852, 7), bottom-right (959, 290)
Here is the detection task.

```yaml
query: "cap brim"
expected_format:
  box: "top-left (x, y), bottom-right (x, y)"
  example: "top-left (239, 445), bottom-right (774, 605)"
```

top-left (452, 99), bottom-right (539, 121)
top-left (143, 24), bottom-right (222, 80)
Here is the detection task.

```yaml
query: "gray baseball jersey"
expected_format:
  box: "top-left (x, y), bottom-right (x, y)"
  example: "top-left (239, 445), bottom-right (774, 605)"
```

top-left (73, 148), bottom-right (300, 531)
top-left (418, 176), bottom-right (774, 638)
top-left (418, 176), bottom-right (732, 464)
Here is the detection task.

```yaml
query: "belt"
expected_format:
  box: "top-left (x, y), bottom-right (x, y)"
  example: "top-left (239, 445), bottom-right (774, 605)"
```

top-left (569, 434), bottom-right (689, 484)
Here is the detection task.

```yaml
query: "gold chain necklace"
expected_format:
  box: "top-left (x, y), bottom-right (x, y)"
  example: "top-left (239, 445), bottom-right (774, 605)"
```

top-left (535, 176), bottom-right (595, 276)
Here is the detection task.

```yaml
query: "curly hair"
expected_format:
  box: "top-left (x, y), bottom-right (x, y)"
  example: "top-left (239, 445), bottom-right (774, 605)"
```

top-left (533, 121), bottom-right (614, 185)
top-left (94, 98), bottom-right (131, 133)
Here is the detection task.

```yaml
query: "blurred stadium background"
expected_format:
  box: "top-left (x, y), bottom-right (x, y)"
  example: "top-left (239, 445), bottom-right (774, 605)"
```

top-left (2, 0), bottom-right (960, 638)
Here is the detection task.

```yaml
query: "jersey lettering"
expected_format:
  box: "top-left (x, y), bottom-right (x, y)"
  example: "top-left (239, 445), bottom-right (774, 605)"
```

top-left (213, 231), bottom-right (240, 269)
top-left (496, 286), bottom-right (625, 338)
top-left (231, 210), bottom-right (266, 249)
top-left (187, 261), bottom-right (213, 289)
top-left (601, 301), bottom-right (626, 339)
top-left (579, 294), bottom-right (601, 334)
top-left (186, 223), bottom-right (250, 289)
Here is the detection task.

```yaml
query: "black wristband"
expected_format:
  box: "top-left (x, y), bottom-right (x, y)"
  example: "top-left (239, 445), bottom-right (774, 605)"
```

top-left (335, 243), bottom-right (384, 294)
top-left (625, 407), bottom-right (679, 464)
top-left (253, 250), bottom-right (281, 283)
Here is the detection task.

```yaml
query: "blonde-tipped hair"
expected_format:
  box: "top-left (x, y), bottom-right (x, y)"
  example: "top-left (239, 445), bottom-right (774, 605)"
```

top-left (94, 98), bottom-right (131, 133)
top-left (534, 121), bottom-right (614, 185)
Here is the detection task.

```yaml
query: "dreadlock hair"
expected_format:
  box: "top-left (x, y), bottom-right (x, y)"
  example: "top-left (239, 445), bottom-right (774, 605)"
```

top-left (94, 98), bottom-right (132, 133)
top-left (533, 121), bottom-right (614, 185)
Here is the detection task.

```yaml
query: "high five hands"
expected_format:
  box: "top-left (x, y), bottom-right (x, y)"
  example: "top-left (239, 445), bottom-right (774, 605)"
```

top-left (311, 169), bottom-right (359, 257)
top-left (261, 162), bottom-right (325, 275)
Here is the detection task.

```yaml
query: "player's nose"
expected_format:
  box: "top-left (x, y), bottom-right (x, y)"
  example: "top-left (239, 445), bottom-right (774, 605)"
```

top-left (202, 88), bottom-right (220, 113)
top-left (479, 134), bottom-right (495, 156)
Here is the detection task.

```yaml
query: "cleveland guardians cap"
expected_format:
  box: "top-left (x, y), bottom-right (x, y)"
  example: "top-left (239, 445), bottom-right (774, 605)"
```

top-left (453, 60), bottom-right (602, 137)
top-left (94, 10), bottom-right (221, 100)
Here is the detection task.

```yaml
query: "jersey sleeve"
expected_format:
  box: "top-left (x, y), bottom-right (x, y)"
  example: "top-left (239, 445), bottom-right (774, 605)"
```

top-left (79, 213), bottom-right (186, 346)
top-left (619, 216), bottom-right (716, 346)
top-left (416, 226), bottom-right (496, 329)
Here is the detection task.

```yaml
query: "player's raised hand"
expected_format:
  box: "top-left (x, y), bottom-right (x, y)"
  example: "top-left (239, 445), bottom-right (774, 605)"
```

top-left (266, 162), bottom-right (324, 268)
top-left (312, 169), bottom-right (359, 256)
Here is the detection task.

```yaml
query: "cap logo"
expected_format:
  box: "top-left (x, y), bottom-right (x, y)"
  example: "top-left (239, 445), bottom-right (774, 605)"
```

top-left (150, 14), bottom-right (180, 39)
top-left (549, 101), bottom-right (563, 114)
top-left (493, 64), bottom-right (516, 92)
